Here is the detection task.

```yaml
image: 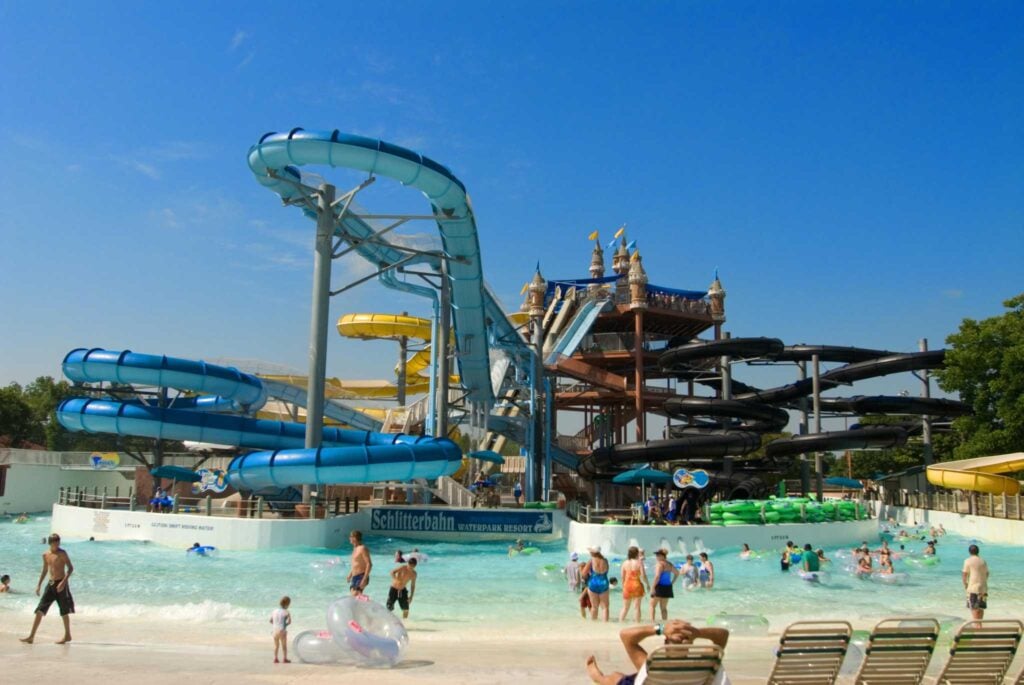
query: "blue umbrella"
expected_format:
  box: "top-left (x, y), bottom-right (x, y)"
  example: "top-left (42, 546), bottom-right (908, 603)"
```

top-left (151, 465), bottom-right (201, 482)
top-left (824, 476), bottom-right (863, 489)
top-left (469, 450), bottom-right (505, 465)
top-left (613, 467), bottom-right (672, 502)
top-left (612, 467), bottom-right (673, 485)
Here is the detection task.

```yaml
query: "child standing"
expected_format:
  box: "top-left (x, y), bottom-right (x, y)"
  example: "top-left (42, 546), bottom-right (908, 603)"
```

top-left (270, 596), bottom-right (292, 663)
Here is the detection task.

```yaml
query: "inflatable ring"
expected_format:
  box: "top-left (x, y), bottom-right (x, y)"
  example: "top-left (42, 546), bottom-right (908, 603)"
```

top-left (536, 563), bottom-right (564, 582)
top-left (187, 545), bottom-right (217, 557)
top-left (706, 612), bottom-right (770, 635)
top-left (326, 596), bottom-right (408, 667)
top-left (520, 547), bottom-right (541, 555)
top-left (905, 556), bottom-right (940, 568)
top-left (871, 572), bottom-right (910, 585)
top-left (294, 629), bottom-right (349, 664)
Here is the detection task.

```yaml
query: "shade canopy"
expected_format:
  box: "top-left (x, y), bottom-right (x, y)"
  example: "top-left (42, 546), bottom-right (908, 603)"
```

top-left (824, 476), bottom-right (864, 489)
top-left (151, 465), bottom-right (202, 482)
top-left (468, 450), bottom-right (505, 465)
top-left (612, 467), bottom-right (673, 486)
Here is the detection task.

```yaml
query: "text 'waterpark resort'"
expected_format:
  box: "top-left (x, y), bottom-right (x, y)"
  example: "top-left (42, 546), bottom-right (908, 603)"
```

top-left (4, 130), bottom-right (1023, 683)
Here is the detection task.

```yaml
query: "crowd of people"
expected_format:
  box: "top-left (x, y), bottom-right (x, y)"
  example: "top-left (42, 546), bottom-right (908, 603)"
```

top-left (567, 546), bottom-right (717, 624)
top-left (636, 491), bottom-right (706, 525)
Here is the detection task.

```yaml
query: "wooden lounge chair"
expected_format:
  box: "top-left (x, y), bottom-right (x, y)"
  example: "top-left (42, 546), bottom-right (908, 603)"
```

top-left (932, 619), bottom-right (1023, 685)
top-left (853, 617), bottom-right (939, 685)
top-left (644, 644), bottom-right (724, 685)
top-left (767, 620), bottom-right (853, 685)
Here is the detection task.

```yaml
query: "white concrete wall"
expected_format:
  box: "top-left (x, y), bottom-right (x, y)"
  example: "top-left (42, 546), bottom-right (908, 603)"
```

top-left (51, 504), bottom-right (368, 550)
top-left (567, 518), bottom-right (879, 558)
top-left (879, 504), bottom-right (1024, 546)
top-left (1, 464), bottom-right (131, 515)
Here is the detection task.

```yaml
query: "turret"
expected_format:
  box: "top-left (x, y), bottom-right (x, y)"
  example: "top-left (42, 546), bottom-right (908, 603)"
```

top-left (589, 240), bottom-right (605, 281)
top-left (611, 237), bottom-right (630, 275)
top-left (628, 250), bottom-right (648, 310)
top-left (708, 272), bottom-right (726, 321)
top-left (528, 267), bottom-right (546, 319)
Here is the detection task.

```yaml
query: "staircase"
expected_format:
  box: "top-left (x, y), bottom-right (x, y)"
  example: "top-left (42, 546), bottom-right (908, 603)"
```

top-left (431, 475), bottom-right (476, 508)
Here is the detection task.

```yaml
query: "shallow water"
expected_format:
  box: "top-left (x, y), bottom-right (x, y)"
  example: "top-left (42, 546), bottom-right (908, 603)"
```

top-left (1, 515), bottom-right (1020, 638)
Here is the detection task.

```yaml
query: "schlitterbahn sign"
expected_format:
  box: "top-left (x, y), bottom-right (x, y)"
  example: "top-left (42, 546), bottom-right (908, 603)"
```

top-left (371, 508), bottom-right (554, 536)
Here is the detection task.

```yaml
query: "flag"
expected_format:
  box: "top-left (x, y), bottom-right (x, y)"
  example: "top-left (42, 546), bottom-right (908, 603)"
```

top-left (625, 239), bottom-right (637, 252)
top-left (606, 237), bottom-right (619, 250)
top-left (587, 230), bottom-right (599, 241)
top-left (614, 224), bottom-right (626, 239)
top-left (520, 282), bottom-right (529, 295)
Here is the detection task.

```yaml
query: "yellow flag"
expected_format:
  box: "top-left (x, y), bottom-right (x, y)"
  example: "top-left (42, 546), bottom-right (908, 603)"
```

top-left (519, 282), bottom-right (530, 295)
top-left (614, 225), bottom-right (626, 239)
top-left (587, 230), bottom-right (599, 241)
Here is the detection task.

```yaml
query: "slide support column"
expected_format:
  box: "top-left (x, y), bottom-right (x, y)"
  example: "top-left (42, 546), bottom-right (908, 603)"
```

top-left (797, 360), bottom-right (809, 496)
top-left (633, 309), bottom-right (645, 441)
top-left (919, 338), bottom-right (933, 495)
top-left (812, 353), bottom-right (823, 500)
top-left (436, 258), bottom-right (451, 438)
top-left (303, 183), bottom-right (336, 503)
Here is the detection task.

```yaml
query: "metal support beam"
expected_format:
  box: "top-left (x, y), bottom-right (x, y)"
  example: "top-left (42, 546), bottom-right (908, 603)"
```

top-left (397, 317), bottom-right (409, 407)
top-left (919, 338), bottom-right (933, 493)
top-left (633, 309), bottom-right (646, 441)
top-left (303, 183), bottom-right (336, 503)
top-left (812, 353), bottom-right (823, 501)
top-left (436, 257), bottom-right (451, 439)
top-left (797, 360), bottom-right (809, 496)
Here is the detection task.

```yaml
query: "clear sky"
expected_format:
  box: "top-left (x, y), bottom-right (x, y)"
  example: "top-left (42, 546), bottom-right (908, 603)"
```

top-left (1, 2), bottom-right (1021, 410)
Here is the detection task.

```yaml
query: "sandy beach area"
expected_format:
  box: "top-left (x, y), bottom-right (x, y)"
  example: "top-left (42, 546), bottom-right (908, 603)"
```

top-left (4, 611), bottom-right (1021, 684)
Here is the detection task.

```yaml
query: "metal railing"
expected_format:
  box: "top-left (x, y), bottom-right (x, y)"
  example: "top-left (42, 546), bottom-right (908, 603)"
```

top-left (892, 490), bottom-right (1024, 520)
top-left (0, 448), bottom-right (232, 470)
top-left (433, 476), bottom-right (475, 508)
top-left (56, 486), bottom-right (361, 519)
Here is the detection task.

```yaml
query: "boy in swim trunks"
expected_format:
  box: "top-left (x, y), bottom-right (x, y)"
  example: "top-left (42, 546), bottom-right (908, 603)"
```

top-left (347, 530), bottom-right (372, 596)
top-left (270, 596), bottom-right (291, 663)
top-left (21, 533), bottom-right (74, 644)
top-left (387, 557), bottom-right (417, 619)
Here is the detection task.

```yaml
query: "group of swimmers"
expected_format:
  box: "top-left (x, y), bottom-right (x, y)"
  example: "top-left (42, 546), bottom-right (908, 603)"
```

top-left (775, 541), bottom-right (829, 574)
top-left (568, 546), bottom-right (714, 623)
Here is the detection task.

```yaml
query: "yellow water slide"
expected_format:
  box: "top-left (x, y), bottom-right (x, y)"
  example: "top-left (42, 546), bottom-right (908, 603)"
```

top-left (262, 313), bottom-right (447, 399)
top-left (926, 452), bottom-right (1024, 495)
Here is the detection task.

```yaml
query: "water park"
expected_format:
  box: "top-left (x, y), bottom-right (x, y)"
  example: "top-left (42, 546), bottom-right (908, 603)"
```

top-left (3, 130), bottom-right (1023, 683)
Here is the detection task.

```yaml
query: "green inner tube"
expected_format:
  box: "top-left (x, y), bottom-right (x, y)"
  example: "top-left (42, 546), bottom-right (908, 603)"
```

top-left (722, 501), bottom-right (757, 513)
top-left (520, 547), bottom-right (541, 555)
top-left (764, 511), bottom-right (782, 523)
top-left (603, 519), bottom-right (624, 526)
top-left (723, 519), bottom-right (753, 526)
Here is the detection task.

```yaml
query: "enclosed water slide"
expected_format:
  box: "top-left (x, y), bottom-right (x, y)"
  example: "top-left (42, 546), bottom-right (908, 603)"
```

top-left (926, 452), bottom-right (1024, 495)
top-left (55, 349), bottom-right (461, 489)
top-left (578, 338), bottom-right (967, 491)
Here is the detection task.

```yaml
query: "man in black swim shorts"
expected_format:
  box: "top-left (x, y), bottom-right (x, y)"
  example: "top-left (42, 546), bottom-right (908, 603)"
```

top-left (22, 533), bottom-right (75, 644)
top-left (387, 557), bottom-right (417, 619)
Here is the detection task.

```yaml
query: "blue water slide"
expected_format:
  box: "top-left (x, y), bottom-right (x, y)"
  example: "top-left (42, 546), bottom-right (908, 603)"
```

top-left (64, 348), bottom-right (267, 410)
top-left (543, 296), bottom-right (612, 366)
top-left (248, 130), bottom-right (511, 408)
top-left (56, 398), bottom-right (462, 489)
top-left (228, 441), bottom-right (461, 490)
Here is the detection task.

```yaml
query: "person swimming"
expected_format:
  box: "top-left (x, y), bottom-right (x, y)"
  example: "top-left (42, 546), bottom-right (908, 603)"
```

top-left (740, 543), bottom-right (751, 560)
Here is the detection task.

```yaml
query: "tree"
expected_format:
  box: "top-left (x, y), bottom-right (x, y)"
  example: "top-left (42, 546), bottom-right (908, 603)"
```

top-left (0, 383), bottom-right (34, 446)
top-left (935, 293), bottom-right (1024, 459)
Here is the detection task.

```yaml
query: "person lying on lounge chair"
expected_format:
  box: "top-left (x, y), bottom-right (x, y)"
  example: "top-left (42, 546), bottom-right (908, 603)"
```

top-left (585, 619), bottom-right (731, 684)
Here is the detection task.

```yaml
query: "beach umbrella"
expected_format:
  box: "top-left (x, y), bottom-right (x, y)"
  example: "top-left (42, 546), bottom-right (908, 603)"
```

top-left (468, 450), bottom-right (505, 465)
top-left (824, 476), bottom-right (863, 489)
top-left (150, 465), bottom-right (201, 483)
top-left (612, 467), bottom-right (672, 501)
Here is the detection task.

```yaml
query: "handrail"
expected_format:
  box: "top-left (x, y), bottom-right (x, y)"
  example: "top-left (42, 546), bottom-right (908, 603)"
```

top-left (433, 476), bottom-right (475, 508)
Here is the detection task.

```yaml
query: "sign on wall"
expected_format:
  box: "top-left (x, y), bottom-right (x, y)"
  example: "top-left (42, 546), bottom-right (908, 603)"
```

top-left (90, 452), bottom-right (120, 469)
top-left (673, 468), bottom-right (710, 489)
top-left (192, 468), bottom-right (229, 494)
top-left (370, 508), bottom-right (553, 536)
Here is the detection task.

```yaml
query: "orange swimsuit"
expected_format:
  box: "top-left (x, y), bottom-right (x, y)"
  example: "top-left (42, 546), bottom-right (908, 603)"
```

top-left (622, 567), bottom-right (644, 599)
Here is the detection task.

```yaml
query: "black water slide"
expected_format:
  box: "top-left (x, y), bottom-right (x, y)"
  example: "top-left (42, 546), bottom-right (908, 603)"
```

top-left (577, 337), bottom-right (967, 493)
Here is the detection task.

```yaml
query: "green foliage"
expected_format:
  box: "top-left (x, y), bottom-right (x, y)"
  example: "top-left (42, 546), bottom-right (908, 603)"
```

top-left (848, 415), bottom-right (959, 479)
top-left (0, 376), bottom-right (182, 454)
top-left (935, 293), bottom-right (1024, 459)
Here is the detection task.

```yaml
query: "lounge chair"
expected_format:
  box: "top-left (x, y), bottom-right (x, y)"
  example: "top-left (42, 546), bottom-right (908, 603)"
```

top-left (644, 644), bottom-right (724, 685)
top-left (767, 620), bottom-right (853, 685)
top-left (932, 619), bottom-right (1023, 685)
top-left (853, 617), bottom-right (939, 685)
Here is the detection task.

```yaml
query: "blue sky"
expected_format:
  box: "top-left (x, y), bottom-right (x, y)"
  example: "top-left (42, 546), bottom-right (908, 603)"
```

top-left (1, 2), bottom-right (1021, 414)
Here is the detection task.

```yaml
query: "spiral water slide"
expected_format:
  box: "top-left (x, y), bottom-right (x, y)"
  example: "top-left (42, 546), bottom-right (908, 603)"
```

top-left (579, 338), bottom-right (967, 486)
top-left (55, 349), bottom-right (461, 490)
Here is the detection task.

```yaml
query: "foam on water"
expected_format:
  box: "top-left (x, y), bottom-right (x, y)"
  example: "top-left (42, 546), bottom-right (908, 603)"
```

top-left (1, 515), bottom-right (1021, 636)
